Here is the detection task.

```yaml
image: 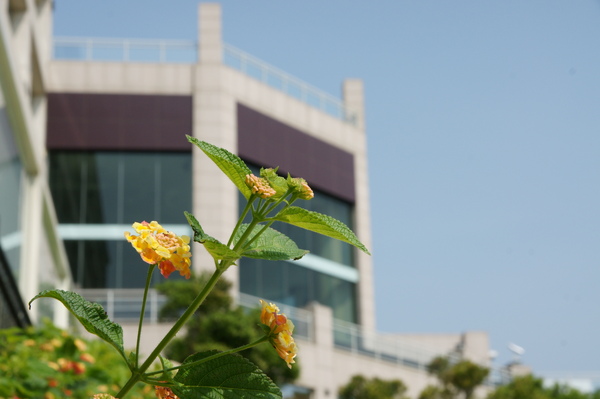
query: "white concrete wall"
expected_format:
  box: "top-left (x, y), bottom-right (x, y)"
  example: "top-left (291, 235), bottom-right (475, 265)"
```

top-left (47, 61), bottom-right (193, 94)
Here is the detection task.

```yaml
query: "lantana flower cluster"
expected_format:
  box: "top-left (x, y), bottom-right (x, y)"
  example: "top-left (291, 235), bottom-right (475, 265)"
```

top-left (155, 386), bottom-right (180, 399)
top-left (244, 168), bottom-right (314, 201)
top-left (259, 300), bottom-right (297, 368)
top-left (125, 221), bottom-right (192, 279)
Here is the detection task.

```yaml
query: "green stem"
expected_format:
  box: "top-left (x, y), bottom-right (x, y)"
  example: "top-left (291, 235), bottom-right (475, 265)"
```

top-left (232, 194), bottom-right (298, 254)
top-left (240, 220), bottom-right (275, 251)
top-left (241, 197), bottom-right (296, 251)
top-left (262, 194), bottom-right (290, 216)
top-left (116, 268), bottom-right (225, 398)
top-left (145, 336), bottom-right (270, 377)
top-left (256, 198), bottom-right (272, 216)
top-left (135, 265), bottom-right (156, 368)
top-left (227, 196), bottom-right (256, 247)
top-left (231, 218), bottom-right (261, 253)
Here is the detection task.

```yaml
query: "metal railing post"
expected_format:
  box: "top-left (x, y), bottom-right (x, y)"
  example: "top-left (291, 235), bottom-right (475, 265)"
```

top-left (150, 289), bottom-right (158, 324)
top-left (107, 289), bottom-right (114, 320)
top-left (85, 38), bottom-right (93, 60)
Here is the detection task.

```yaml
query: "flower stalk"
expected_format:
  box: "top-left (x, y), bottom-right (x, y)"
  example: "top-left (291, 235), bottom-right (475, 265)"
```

top-left (135, 264), bottom-right (156, 368)
top-left (116, 268), bottom-right (225, 398)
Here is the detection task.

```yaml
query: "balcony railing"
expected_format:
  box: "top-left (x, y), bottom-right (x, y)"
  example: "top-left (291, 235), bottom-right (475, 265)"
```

top-left (332, 318), bottom-right (442, 371)
top-left (76, 288), bottom-right (503, 382)
top-left (52, 37), bottom-right (357, 125)
top-left (76, 288), bottom-right (167, 324)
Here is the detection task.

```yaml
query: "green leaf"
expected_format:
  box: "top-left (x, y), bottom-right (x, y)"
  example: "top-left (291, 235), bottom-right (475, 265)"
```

top-left (260, 168), bottom-right (289, 199)
top-left (273, 206), bottom-right (371, 255)
top-left (187, 136), bottom-right (253, 199)
top-left (28, 290), bottom-right (126, 360)
top-left (158, 355), bottom-right (176, 382)
top-left (128, 351), bottom-right (137, 369)
top-left (235, 224), bottom-right (308, 261)
top-left (173, 351), bottom-right (282, 399)
top-left (185, 211), bottom-right (241, 262)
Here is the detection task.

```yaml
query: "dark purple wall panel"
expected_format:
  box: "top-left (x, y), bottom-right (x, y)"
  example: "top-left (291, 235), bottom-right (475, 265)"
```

top-left (47, 93), bottom-right (193, 151)
top-left (237, 103), bottom-right (355, 203)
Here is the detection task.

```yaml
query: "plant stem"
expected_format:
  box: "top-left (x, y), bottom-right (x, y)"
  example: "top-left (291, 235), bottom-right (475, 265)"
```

top-left (116, 268), bottom-right (225, 398)
top-left (227, 196), bottom-right (256, 247)
top-left (135, 265), bottom-right (155, 368)
top-left (231, 218), bottom-right (261, 253)
top-left (240, 220), bottom-right (275, 250)
top-left (145, 336), bottom-right (270, 377)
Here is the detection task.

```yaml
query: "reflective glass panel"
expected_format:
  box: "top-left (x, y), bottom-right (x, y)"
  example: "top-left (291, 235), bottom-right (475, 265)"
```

top-left (239, 258), bottom-right (357, 323)
top-left (49, 151), bottom-right (192, 289)
top-left (50, 152), bottom-right (192, 225)
top-left (65, 239), bottom-right (185, 289)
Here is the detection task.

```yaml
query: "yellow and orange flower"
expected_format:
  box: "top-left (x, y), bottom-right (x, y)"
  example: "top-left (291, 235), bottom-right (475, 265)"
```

top-left (125, 221), bottom-right (192, 279)
top-left (155, 385), bottom-right (179, 399)
top-left (288, 176), bottom-right (314, 200)
top-left (259, 300), bottom-right (297, 368)
top-left (245, 174), bottom-right (276, 199)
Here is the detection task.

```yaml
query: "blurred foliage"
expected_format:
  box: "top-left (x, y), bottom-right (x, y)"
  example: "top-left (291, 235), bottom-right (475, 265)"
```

top-left (155, 271), bottom-right (233, 321)
top-left (157, 271), bottom-right (300, 385)
top-left (488, 374), bottom-right (600, 399)
top-left (338, 374), bottom-right (410, 399)
top-left (0, 320), bottom-right (150, 399)
top-left (420, 355), bottom-right (489, 399)
top-left (419, 384), bottom-right (454, 399)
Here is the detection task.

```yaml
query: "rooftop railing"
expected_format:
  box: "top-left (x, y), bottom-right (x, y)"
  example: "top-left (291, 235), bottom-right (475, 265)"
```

top-left (53, 37), bottom-right (197, 63)
top-left (223, 44), bottom-right (356, 124)
top-left (52, 37), bottom-right (357, 125)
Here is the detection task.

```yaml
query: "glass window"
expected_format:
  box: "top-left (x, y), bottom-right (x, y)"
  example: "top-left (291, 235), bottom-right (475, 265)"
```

top-left (49, 152), bottom-right (84, 223)
top-left (50, 151), bottom-right (192, 225)
top-left (239, 258), bottom-right (357, 323)
top-left (122, 153), bottom-right (157, 223)
top-left (49, 151), bottom-right (192, 289)
top-left (93, 153), bottom-right (120, 224)
top-left (65, 239), bottom-right (185, 289)
top-left (158, 153), bottom-right (193, 223)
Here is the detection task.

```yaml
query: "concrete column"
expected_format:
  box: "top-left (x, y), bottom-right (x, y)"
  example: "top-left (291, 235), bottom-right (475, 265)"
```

top-left (18, 173), bottom-right (42, 322)
top-left (343, 79), bottom-right (365, 131)
top-left (53, 277), bottom-right (71, 329)
top-left (343, 78), bottom-right (376, 332)
top-left (192, 3), bottom-right (239, 292)
top-left (198, 3), bottom-right (222, 64)
top-left (306, 302), bottom-right (336, 399)
top-left (462, 331), bottom-right (492, 366)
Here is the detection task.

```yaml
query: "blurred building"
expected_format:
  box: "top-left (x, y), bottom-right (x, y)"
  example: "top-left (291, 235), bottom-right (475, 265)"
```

top-left (0, 0), bottom-right (70, 329)
top-left (1, 2), bottom-right (495, 398)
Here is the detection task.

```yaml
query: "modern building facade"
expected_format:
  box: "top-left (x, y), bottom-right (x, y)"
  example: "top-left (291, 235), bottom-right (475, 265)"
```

top-left (46, 4), bottom-right (374, 332)
top-left (0, 2), bottom-right (495, 398)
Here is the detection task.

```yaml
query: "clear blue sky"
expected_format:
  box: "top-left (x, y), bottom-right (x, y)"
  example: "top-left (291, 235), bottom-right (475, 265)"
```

top-left (53, 1), bottom-right (600, 374)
